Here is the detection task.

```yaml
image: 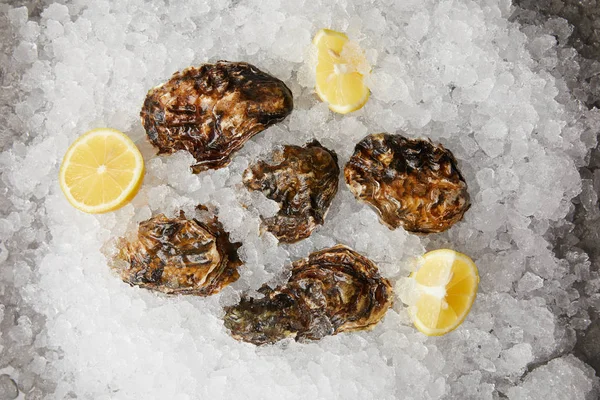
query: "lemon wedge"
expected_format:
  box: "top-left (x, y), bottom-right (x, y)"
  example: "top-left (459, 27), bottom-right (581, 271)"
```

top-left (59, 128), bottom-right (145, 214)
top-left (404, 249), bottom-right (479, 336)
top-left (313, 28), bottom-right (370, 114)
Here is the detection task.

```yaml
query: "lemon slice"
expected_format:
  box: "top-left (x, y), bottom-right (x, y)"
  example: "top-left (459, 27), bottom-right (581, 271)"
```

top-left (313, 28), bottom-right (370, 114)
top-left (59, 128), bottom-right (145, 214)
top-left (407, 249), bottom-right (479, 336)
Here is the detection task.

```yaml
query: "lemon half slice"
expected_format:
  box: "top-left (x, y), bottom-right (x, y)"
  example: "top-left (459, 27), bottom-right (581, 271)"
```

top-left (313, 28), bottom-right (370, 114)
top-left (408, 249), bottom-right (480, 336)
top-left (59, 128), bottom-right (145, 214)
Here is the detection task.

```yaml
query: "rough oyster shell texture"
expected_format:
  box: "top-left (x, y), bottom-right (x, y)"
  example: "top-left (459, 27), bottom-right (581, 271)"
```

top-left (140, 61), bottom-right (294, 173)
top-left (243, 140), bottom-right (340, 243)
top-left (113, 208), bottom-right (242, 296)
top-left (344, 133), bottom-right (470, 234)
top-left (223, 245), bottom-right (393, 345)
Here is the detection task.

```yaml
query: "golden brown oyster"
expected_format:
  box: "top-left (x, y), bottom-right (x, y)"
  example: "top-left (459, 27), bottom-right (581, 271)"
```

top-left (113, 208), bottom-right (242, 296)
top-left (223, 245), bottom-right (393, 345)
top-left (141, 61), bottom-right (294, 173)
top-left (243, 140), bottom-right (340, 243)
top-left (344, 133), bottom-right (470, 234)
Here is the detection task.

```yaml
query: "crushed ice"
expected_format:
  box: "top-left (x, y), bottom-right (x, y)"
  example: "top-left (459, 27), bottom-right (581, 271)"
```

top-left (1, 0), bottom-right (600, 398)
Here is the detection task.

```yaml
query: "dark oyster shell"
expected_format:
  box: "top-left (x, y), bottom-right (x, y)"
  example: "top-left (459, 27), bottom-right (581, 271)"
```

top-left (113, 208), bottom-right (242, 296)
top-left (243, 140), bottom-right (340, 243)
top-left (344, 133), bottom-right (470, 233)
top-left (223, 245), bottom-right (393, 345)
top-left (141, 61), bottom-right (294, 173)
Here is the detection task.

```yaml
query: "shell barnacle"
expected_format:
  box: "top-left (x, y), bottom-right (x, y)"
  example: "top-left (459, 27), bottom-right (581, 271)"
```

top-left (224, 245), bottom-right (393, 345)
top-left (113, 207), bottom-right (242, 296)
top-left (141, 61), bottom-right (294, 173)
top-left (344, 133), bottom-right (470, 233)
top-left (243, 140), bottom-right (340, 243)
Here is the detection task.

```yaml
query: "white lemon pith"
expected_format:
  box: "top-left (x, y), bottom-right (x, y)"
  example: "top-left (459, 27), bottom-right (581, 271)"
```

top-left (406, 249), bottom-right (480, 336)
top-left (59, 128), bottom-right (145, 214)
top-left (313, 29), bottom-right (370, 114)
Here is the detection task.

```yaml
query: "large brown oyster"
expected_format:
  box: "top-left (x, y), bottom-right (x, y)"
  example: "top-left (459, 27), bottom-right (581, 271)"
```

top-left (113, 208), bottom-right (242, 296)
top-left (344, 133), bottom-right (470, 233)
top-left (141, 61), bottom-right (294, 173)
top-left (223, 245), bottom-right (393, 345)
top-left (243, 140), bottom-right (340, 243)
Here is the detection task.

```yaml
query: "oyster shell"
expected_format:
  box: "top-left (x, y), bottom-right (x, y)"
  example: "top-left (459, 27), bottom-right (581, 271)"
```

top-left (243, 140), bottom-right (340, 243)
top-left (223, 245), bottom-right (393, 345)
top-left (141, 61), bottom-right (294, 173)
top-left (344, 133), bottom-right (470, 233)
top-left (113, 208), bottom-right (242, 296)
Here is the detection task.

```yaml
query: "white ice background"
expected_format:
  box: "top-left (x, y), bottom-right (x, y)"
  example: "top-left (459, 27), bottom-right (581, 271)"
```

top-left (1, 0), bottom-right (600, 399)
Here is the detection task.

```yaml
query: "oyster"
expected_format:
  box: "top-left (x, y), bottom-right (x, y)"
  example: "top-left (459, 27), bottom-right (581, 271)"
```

top-left (141, 61), bottom-right (294, 173)
top-left (223, 245), bottom-right (393, 345)
top-left (113, 208), bottom-right (242, 296)
top-left (344, 133), bottom-right (470, 233)
top-left (243, 140), bottom-right (340, 243)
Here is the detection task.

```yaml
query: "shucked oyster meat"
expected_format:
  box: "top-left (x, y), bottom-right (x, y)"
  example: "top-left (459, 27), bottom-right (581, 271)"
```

top-left (141, 61), bottom-right (293, 173)
top-left (223, 245), bottom-right (393, 345)
top-left (113, 208), bottom-right (242, 296)
top-left (344, 133), bottom-right (470, 233)
top-left (243, 140), bottom-right (340, 243)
